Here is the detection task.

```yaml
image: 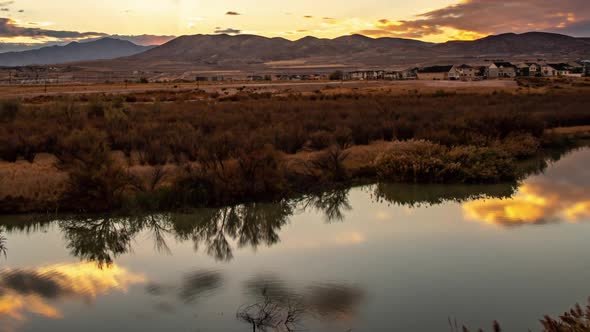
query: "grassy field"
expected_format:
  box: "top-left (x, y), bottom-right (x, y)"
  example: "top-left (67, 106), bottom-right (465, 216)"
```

top-left (1, 81), bottom-right (590, 213)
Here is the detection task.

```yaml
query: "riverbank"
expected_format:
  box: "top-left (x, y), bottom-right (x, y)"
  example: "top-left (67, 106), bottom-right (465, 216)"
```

top-left (1, 88), bottom-right (590, 213)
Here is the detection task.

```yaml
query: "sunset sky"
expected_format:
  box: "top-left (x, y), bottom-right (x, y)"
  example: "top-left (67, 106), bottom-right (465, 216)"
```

top-left (1, 0), bottom-right (589, 50)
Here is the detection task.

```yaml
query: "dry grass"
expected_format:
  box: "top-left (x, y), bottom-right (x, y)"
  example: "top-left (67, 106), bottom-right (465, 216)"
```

top-left (1, 88), bottom-right (589, 212)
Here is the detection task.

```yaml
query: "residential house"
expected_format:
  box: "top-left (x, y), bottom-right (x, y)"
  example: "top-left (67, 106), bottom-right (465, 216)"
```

top-left (486, 63), bottom-right (499, 79)
top-left (548, 63), bottom-right (572, 76)
top-left (516, 63), bottom-right (541, 77)
top-left (491, 62), bottom-right (517, 78)
top-left (542, 64), bottom-right (559, 77)
top-left (449, 64), bottom-right (477, 80)
top-left (417, 65), bottom-right (454, 80)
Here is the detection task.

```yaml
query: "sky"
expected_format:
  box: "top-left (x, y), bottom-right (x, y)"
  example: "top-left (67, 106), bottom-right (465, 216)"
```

top-left (1, 0), bottom-right (590, 51)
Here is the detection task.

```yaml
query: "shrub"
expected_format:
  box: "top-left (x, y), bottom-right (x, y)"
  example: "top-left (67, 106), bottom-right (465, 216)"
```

top-left (59, 128), bottom-right (132, 210)
top-left (329, 70), bottom-right (344, 81)
top-left (308, 145), bottom-right (350, 182)
top-left (446, 146), bottom-right (516, 182)
top-left (500, 132), bottom-right (541, 159)
top-left (375, 140), bottom-right (448, 183)
top-left (375, 140), bottom-right (516, 183)
top-left (0, 99), bottom-right (20, 122)
top-left (307, 131), bottom-right (336, 151)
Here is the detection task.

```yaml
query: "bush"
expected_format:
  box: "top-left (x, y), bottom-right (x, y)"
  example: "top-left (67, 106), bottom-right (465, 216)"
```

top-left (59, 128), bottom-right (132, 211)
top-left (375, 140), bottom-right (448, 183)
top-left (446, 146), bottom-right (516, 182)
top-left (375, 140), bottom-right (516, 183)
top-left (329, 70), bottom-right (344, 81)
top-left (0, 99), bottom-right (20, 122)
top-left (307, 131), bottom-right (336, 150)
top-left (500, 132), bottom-right (541, 159)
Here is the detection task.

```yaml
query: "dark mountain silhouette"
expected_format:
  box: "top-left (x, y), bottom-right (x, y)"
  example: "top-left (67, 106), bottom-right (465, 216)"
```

top-left (0, 38), bottom-right (153, 67)
top-left (80, 32), bottom-right (590, 71)
top-left (435, 32), bottom-right (590, 56)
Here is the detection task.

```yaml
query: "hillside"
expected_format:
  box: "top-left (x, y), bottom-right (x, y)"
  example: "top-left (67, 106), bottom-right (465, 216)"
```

top-left (78, 32), bottom-right (590, 72)
top-left (0, 38), bottom-right (153, 67)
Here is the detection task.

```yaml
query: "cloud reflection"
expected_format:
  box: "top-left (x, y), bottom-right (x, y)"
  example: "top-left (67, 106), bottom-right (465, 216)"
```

top-left (464, 149), bottom-right (590, 227)
top-left (0, 262), bottom-right (145, 323)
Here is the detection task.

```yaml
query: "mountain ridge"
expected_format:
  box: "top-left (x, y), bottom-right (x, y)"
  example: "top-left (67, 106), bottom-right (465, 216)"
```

top-left (0, 38), bottom-right (154, 67)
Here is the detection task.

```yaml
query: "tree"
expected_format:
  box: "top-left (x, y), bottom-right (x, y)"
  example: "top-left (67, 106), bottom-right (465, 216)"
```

top-left (329, 70), bottom-right (344, 81)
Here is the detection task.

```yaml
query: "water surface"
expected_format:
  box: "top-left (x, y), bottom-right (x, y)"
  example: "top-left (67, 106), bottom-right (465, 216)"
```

top-left (1, 148), bottom-right (589, 332)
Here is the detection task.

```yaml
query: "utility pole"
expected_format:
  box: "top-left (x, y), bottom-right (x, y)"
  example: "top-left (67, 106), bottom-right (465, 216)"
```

top-left (8, 71), bottom-right (12, 85)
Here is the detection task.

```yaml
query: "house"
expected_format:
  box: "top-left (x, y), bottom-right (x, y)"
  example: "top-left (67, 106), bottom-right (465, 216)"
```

top-left (542, 64), bottom-right (558, 77)
top-left (515, 63), bottom-right (541, 77)
top-left (449, 64), bottom-right (477, 80)
top-left (417, 65), bottom-right (453, 80)
top-left (581, 60), bottom-right (590, 76)
top-left (548, 63), bottom-right (572, 76)
top-left (348, 70), bottom-right (386, 80)
top-left (488, 62), bottom-right (517, 78)
top-left (526, 63), bottom-right (542, 77)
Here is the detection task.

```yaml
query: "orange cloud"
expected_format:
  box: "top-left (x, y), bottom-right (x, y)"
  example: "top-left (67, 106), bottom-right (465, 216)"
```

top-left (358, 0), bottom-right (590, 40)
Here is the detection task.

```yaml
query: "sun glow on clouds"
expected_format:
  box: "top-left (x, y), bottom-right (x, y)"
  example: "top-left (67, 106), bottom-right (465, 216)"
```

top-left (0, 262), bottom-right (145, 324)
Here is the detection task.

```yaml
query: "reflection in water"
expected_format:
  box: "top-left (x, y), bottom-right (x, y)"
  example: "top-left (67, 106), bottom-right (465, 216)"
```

top-left (296, 188), bottom-right (352, 222)
top-left (240, 275), bottom-right (364, 331)
top-left (179, 270), bottom-right (224, 303)
top-left (0, 262), bottom-right (145, 327)
top-left (61, 216), bottom-right (138, 267)
top-left (245, 275), bottom-right (364, 320)
top-left (0, 229), bottom-right (6, 258)
top-left (373, 182), bottom-right (517, 207)
top-left (0, 148), bottom-right (586, 266)
top-left (464, 148), bottom-right (590, 227)
top-left (171, 201), bottom-right (294, 261)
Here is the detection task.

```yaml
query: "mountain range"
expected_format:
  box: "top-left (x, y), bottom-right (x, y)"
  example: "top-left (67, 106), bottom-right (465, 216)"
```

top-left (1, 32), bottom-right (589, 70)
top-left (0, 38), bottom-right (153, 67)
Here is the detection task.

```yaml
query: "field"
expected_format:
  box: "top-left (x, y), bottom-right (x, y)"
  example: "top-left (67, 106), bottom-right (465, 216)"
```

top-left (1, 78), bottom-right (590, 213)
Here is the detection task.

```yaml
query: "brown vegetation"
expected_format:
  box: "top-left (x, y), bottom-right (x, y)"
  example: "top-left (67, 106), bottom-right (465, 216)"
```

top-left (1, 90), bottom-right (589, 212)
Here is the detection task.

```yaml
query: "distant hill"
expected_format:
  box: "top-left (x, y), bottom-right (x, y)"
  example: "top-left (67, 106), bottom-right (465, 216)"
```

top-left (436, 32), bottom-right (590, 57)
top-left (79, 32), bottom-right (590, 72)
top-left (0, 38), bottom-right (153, 67)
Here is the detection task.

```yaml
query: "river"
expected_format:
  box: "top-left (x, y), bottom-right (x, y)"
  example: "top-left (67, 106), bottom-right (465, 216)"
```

top-left (0, 148), bottom-right (589, 332)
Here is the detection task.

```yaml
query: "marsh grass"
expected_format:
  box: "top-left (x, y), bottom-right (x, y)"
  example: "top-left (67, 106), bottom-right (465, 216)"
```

top-left (1, 91), bottom-right (589, 212)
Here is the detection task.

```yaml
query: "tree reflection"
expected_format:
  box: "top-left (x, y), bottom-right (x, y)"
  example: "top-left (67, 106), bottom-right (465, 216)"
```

top-left (296, 188), bottom-right (352, 223)
top-left (373, 182), bottom-right (517, 207)
top-left (174, 201), bottom-right (294, 261)
top-left (0, 229), bottom-right (6, 259)
top-left (60, 216), bottom-right (138, 267)
top-left (239, 274), bottom-right (365, 331)
top-left (0, 200), bottom-right (295, 266)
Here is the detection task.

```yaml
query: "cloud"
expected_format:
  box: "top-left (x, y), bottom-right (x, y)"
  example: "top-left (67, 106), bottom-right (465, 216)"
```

top-left (0, 1), bottom-right (14, 7)
top-left (110, 34), bottom-right (175, 46)
top-left (358, 0), bottom-right (590, 39)
top-left (0, 17), bottom-right (106, 39)
top-left (0, 18), bottom-right (174, 51)
top-left (226, 11), bottom-right (240, 16)
top-left (213, 27), bottom-right (241, 34)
